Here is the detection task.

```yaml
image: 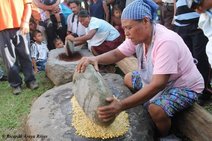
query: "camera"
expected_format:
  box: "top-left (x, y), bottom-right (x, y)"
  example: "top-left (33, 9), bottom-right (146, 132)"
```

top-left (71, 33), bottom-right (79, 38)
top-left (187, 0), bottom-right (203, 9)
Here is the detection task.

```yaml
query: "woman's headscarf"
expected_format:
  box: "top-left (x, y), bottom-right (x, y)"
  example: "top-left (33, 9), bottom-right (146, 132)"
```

top-left (121, 0), bottom-right (159, 21)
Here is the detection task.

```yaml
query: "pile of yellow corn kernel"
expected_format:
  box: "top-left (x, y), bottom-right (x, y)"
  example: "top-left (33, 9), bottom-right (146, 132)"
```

top-left (71, 96), bottom-right (129, 139)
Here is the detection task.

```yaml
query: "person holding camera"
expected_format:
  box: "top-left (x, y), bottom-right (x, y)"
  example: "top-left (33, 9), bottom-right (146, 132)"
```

top-left (67, 0), bottom-right (86, 37)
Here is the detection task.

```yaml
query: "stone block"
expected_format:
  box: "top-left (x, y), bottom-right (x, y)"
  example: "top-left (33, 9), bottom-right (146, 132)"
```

top-left (46, 48), bottom-right (92, 86)
top-left (72, 65), bottom-right (114, 126)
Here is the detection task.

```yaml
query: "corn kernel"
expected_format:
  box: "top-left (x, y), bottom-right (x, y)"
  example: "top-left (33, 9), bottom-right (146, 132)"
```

top-left (71, 96), bottom-right (129, 139)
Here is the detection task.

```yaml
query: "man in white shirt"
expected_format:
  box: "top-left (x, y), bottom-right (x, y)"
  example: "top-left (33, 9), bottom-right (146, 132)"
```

top-left (67, 0), bottom-right (86, 37)
top-left (66, 10), bottom-right (121, 55)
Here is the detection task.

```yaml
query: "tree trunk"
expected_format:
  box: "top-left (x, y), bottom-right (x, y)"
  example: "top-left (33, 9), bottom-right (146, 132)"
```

top-left (116, 56), bottom-right (138, 74)
top-left (174, 103), bottom-right (212, 141)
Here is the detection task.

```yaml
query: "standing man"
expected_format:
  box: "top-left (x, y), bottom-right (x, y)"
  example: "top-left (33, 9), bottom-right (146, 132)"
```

top-left (0, 0), bottom-right (38, 95)
top-left (159, 0), bottom-right (174, 30)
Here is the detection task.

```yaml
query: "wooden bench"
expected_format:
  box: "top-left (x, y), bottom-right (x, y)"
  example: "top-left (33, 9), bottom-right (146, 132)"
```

top-left (116, 56), bottom-right (212, 141)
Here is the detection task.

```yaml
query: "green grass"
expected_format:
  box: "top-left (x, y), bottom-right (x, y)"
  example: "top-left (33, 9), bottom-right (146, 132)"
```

top-left (0, 72), bottom-right (53, 141)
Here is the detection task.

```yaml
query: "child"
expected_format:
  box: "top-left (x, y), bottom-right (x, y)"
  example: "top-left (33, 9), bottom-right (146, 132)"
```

top-left (111, 4), bottom-right (125, 42)
top-left (31, 30), bottom-right (49, 73)
top-left (53, 37), bottom-right (64, 48)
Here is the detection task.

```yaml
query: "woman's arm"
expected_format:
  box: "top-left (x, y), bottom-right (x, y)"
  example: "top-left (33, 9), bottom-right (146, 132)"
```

top-left (120, 74), bottom-right (170, 110)
top-left (76, 48), bottom-right (126, 72)
top-left (98, 74), bottom-right (170, 121)
top-left (96, 48), bottom-right (127, 64)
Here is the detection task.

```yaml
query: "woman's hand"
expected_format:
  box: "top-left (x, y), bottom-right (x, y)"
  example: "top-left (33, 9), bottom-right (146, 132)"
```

top-left (97, 97), bottom-right (123, 122)
top-left (76, 56), bottom-right (99, 73)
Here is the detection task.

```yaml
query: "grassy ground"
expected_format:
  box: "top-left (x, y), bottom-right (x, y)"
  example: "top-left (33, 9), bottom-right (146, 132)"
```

top-left (0, 72), bottom-right (53, 141)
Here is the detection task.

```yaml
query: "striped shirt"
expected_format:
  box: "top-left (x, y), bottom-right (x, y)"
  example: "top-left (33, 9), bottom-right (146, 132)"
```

top-left (174, 0), bottom-right (200, 26)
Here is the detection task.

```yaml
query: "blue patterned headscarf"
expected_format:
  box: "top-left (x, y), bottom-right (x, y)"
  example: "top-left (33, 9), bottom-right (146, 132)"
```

top-left (121, 0), bottom-right (159, 21)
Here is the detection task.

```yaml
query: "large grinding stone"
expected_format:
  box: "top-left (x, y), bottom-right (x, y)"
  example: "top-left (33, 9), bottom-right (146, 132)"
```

top-left (46, 48), bottom-right (92, 86)
top-left (72, 65), bottom-right (114, 126)
top-left (26, 74), bottom-right (155, 141)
